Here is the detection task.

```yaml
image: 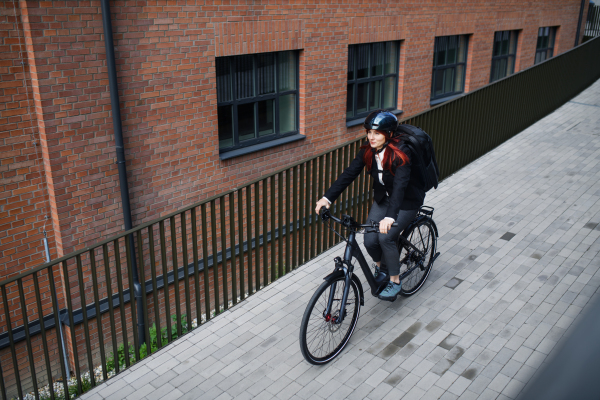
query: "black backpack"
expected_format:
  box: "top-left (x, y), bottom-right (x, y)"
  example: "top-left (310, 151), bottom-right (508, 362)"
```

top-left (395, 124), bottom-right (440, 192)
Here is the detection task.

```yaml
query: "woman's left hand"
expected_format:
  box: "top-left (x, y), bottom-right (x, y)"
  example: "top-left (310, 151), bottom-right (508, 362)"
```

top-left (379, 218), bottom-right (393, 234)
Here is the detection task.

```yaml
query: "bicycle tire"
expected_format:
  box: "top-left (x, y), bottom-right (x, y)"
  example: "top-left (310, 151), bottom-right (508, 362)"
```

top-left (299, 276), bottom-right (361, 365)
top-left (397, 219), bottom-right (436, 296)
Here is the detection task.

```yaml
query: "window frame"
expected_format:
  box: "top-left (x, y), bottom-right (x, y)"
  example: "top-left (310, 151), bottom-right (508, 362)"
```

top-left (535, 27), bottom-right (557, 65)
top-left (346, 41), bottom-right (401, 121)
top-left (430, 35), bottom-right (469, 102)
top-left (490, 30), bottom-right (519, 83)
top-left (216, 51), bottom-right (300, 154)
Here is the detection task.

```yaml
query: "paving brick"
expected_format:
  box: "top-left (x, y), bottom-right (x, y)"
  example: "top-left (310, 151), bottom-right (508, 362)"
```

top-left (150, 370), bottom-right (178, 389)
top-left (488, 373), bottom-right (512, 393)
top-left (347, 384), bottom-right (374, 400)
top-left (145, 383), bottom-right (183, 400)
top-left (130, 371), bottom-right (160, 390)
top-left (448, 376), bottom-right (473, 396)
top-left (478, 388), bottom-right (501, 400)
top-left (502, 378), bottom-right (524, 399)
top-left (469, 374), bottom-right (494, 395)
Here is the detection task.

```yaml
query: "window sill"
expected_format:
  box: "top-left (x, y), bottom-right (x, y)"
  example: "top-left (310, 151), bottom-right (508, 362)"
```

top-left (219, 134), bottom-right (306, 160)
top-left (346, 109), bottom-right (403, 128)
top-left (430, 93), bottom-right (464, 106)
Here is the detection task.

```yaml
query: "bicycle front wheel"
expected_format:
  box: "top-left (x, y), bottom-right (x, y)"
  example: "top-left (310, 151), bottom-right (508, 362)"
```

top-left (398, 219), bottom-right (436, 296)
top-left (299, 276), bottom-right (361, 365)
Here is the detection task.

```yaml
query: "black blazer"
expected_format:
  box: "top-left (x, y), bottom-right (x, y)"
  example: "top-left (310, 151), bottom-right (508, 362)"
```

top-left (324, 142), bottom-right (425, 220)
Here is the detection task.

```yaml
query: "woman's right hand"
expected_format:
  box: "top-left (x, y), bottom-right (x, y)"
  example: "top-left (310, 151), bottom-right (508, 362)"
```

top-left (315, 198), bottom-right (330, 214)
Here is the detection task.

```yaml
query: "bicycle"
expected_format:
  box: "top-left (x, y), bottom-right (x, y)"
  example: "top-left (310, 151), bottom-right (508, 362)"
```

top-left (299, 206), bottom-right (440, 365)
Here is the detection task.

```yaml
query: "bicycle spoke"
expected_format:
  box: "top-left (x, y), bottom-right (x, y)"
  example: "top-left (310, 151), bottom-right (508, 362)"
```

top-left (418, 226), bottom-right (426, 248)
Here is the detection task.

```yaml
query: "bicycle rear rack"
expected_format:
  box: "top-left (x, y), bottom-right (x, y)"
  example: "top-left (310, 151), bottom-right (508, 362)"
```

top-left (418, 206), bottom-right (434, 216)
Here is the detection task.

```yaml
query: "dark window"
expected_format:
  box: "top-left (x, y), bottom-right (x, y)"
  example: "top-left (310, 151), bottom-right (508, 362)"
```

top-left (535, 27), bottom-right (556, 65)
top-left (431, 35), bottom-right (469, 100)
top-left (216, 51), bottom-right (299, 152)
top-left (347, 41), bottom-right (400, 120)
top-left (490, 31), bottom-right (519, 83)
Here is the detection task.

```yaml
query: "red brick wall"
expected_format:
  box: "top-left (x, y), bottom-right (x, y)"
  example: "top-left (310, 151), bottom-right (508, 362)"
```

top-left (0, 2), bottom-right (59, 281)
top-left (6, 0), bottom-right (583, 263)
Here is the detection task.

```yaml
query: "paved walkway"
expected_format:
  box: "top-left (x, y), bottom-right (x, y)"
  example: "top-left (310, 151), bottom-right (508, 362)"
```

top-left (81, 79), bottom-right (600, 400)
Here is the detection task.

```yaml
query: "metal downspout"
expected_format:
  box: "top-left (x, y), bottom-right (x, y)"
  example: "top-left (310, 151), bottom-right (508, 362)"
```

top-left (100, 0), bottom-right (145, 346)
top-left (575, 0), bottom-right (587, 46)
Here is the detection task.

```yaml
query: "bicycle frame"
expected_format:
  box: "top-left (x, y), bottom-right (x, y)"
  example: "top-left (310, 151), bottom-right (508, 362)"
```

top-left (323, 225), bottom-right (428, 323)
top-left (300, 208), bottom-right (439, 364)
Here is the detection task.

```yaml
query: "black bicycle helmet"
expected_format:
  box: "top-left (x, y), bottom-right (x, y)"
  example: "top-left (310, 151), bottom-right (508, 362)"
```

top-left (363, 110), bottom-right (398, 135)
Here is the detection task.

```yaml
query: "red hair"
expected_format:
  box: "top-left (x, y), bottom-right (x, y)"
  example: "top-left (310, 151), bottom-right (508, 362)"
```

top-left (361, 130), bottom-right (409, 175)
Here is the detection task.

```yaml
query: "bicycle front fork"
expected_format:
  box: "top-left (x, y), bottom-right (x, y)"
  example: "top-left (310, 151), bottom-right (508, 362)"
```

top-left (325, 257), bottom-right (353, 324)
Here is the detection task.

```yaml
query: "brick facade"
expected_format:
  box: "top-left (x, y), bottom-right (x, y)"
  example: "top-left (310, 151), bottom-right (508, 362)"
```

top-left (1, 1), bottom-right (587, 276)
top-left (1, 2), bottom-right (57, 283)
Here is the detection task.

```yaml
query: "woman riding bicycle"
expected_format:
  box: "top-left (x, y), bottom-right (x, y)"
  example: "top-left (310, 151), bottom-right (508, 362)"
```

top-left (315, 110), bottom-right (426, 301)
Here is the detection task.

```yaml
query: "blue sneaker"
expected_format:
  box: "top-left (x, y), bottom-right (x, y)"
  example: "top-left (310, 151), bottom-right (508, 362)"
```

top-left (378, 281), bottom-right (402, 301)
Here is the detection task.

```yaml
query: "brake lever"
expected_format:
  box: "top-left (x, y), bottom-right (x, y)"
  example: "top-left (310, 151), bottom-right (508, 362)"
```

top-left (320, 207), bottom-right (330, 222)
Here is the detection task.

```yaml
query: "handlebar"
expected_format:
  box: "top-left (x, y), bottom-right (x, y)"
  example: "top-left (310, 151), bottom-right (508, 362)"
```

top-left (319, 206), bottom-right (397, 233)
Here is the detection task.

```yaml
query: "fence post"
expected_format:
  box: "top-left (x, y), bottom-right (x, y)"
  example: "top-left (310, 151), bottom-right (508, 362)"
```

top-left (43, 234), bottom-right (70, 381)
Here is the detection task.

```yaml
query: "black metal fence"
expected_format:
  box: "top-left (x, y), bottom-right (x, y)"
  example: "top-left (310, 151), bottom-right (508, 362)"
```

top-left (584, 3), bottom-right (600, 40)
top-left (1, 36), bottom-right (599, 400)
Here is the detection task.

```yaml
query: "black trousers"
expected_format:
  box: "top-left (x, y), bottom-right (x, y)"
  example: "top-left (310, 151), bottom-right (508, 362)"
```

top-left (363, 197), bottom-right (418, 277)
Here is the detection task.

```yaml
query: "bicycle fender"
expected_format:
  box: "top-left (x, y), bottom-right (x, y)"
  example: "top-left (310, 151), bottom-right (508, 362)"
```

top-left (323, 270), bottom-right (365, 306)
top-left (403, 215), bottom-right (438, 238)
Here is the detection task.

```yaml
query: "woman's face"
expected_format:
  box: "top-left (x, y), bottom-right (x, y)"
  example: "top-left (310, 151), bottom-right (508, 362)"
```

top-left (367, 130), bottom-right (387, 150)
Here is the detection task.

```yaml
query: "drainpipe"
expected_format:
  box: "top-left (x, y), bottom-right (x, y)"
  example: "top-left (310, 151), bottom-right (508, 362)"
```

top-left (100, 0), bottom-right (145, 346)
top-left (575, 0), bottom-right (587, 46)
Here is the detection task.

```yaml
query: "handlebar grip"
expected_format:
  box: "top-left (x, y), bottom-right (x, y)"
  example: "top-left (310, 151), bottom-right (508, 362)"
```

top-left (360, 221), bottom-right (398, 228)
top-left (319, 206), bottom-right (331, 222)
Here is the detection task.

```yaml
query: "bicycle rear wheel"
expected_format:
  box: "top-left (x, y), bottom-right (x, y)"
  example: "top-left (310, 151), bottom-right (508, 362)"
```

top-left (299, 276), bottom-right (361, 365)
top-left (397, 219), bottom-right (436, 296)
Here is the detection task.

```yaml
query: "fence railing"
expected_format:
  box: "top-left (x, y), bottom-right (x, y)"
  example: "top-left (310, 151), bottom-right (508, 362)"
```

top-left (584, 3), bottom-right (600, 40)
top-left (1, 36), bottom-right (599, 400)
